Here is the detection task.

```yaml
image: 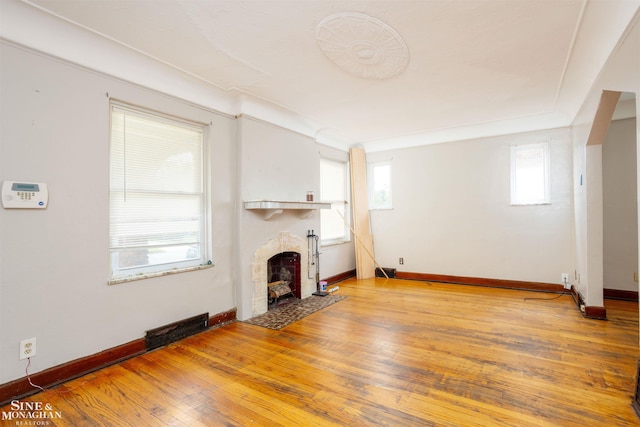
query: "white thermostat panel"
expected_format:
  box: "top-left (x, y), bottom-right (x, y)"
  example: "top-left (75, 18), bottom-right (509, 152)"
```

top-left (2, 181), bottom-right (48, 209)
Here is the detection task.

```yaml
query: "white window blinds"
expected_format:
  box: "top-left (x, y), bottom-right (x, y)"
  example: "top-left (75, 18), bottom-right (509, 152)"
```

top-left (109, 104), bottom-right (206, 280)
top-left (320, 158), bottom-right (350, 244)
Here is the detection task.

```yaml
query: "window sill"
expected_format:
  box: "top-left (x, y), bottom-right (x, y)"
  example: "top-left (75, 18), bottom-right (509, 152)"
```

top-left (510, 202), bottom-right (552, 207)
top-left (321, 239), bottom-right (352, 248)
top-left (108, 263), bottom-right (214, 285)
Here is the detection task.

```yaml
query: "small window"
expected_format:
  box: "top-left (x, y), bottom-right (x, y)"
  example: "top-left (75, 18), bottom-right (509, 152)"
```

top-left (109, 103), bottom-right (209, 282)
top-left (369, 161), bottom-right (392, 209)
top-left (320, 158), bottom-right (350, 244)
top-left (510, 142), bottom-right (550, 205)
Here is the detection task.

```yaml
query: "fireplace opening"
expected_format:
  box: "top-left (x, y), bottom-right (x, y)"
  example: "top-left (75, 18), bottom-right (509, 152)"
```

top-left (267, 252), bottom-right (301, 309)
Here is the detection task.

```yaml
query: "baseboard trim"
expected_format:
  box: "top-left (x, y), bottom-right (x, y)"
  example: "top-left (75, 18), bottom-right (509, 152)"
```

top-left (396, 271), bottom-right (610, 319)
top-left (567, 286), bottom-right (607, 320)
top-left (209, 308), bottom-right (237, 327)
top-left (396, 271), bottom-right (565, 293)
top-left (584, 305), bottom-right (607, 319)
top-left (0, 307), bottom-right (237, 406)
top-left (0, 338), bottom-right (146, 407)
top-left (604, 288), bottom-right (639, 302)
top-left (323, 269), bottom-right (356, 285)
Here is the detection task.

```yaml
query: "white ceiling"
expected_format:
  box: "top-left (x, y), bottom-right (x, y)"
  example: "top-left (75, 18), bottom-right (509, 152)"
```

top-left (12, 0), bottom-right (640, 151)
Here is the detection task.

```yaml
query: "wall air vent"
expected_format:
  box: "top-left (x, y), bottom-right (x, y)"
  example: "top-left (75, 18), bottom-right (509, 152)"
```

top-left (376, 267), bottom-right (397, 278)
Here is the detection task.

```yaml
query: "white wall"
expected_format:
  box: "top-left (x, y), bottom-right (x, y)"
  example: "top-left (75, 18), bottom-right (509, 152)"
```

top-left (603, 117), bottom-right (638, 291)
top-left (585, 145), bottom-right (604, 306)
top-left (571, 11), bottom-right (640, 306)
top-left (367, 128), bottom-right (573, 285)
top-left (0, 43), bottom-right (238, 383)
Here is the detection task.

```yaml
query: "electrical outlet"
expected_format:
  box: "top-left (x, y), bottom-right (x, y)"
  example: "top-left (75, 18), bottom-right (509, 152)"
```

top-left (19, 337), bottom-right (36, 360)
top-left (634, 272), bottom-right (639, 283)
top-left (399, 257), bottom-right (404, 265)
top-left (561, 273), bottom-right (570, 289)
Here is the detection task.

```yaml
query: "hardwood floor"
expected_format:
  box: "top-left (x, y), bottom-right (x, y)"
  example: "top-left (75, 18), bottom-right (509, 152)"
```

top-left (2, 278), bottom-right (639, 426)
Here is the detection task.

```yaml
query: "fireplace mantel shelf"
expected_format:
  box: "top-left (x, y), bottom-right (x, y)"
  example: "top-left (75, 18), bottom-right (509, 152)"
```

top-left (244, 200), bottom-right (331, 220)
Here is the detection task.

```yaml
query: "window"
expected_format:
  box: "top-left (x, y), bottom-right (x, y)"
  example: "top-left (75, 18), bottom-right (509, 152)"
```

top-left (510, 142), bottom-right (550, 205)
top-left (320, 158), bottom-right (350, 244)
top-left (368, 161), bottom-right (392, 209)
top-left (109, 103), bottom-right (209, 282)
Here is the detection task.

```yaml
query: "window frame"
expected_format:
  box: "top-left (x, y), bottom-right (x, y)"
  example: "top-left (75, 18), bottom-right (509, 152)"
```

top-left (320, 157), bottom-right (351, 246)
top-left (108, 101), bottom-right (211, 284)
top-left (510, 142), bottom-right (551, 206)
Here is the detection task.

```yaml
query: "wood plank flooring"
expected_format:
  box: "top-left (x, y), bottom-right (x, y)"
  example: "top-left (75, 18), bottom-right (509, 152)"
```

top-left (2, 278), bottom-right (639, 426)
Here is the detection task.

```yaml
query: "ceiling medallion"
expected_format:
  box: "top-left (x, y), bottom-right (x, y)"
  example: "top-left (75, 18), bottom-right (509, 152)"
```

top-left (316, 12), bottom-right (410, 79)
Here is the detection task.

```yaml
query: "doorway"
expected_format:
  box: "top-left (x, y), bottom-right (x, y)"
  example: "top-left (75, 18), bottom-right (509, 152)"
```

top-left (603, 92), bottom-right (638, 300)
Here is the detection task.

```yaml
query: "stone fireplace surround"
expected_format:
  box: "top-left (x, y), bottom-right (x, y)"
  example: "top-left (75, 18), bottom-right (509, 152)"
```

top-left (250, 232), bottom-right (315, 317)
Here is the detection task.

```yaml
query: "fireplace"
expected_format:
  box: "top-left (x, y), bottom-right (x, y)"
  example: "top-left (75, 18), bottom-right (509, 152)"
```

top-left (250, 232), bottom-right (315, 317)
top-left (267, 252), bottom-right (300, 307)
